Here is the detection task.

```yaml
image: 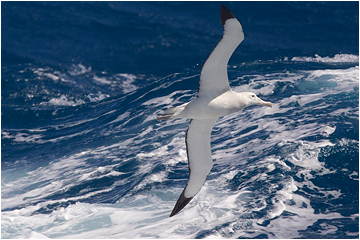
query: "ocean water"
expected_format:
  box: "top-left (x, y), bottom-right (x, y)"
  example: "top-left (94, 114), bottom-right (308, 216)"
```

top-left (1, 1), bottom-right (359, 239)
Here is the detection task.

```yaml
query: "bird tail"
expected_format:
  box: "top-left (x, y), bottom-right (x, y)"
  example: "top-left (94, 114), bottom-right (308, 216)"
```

top-left (156, 113), bottom-right (174, 121)
top-left (156, 103), bottom-right (188, 121)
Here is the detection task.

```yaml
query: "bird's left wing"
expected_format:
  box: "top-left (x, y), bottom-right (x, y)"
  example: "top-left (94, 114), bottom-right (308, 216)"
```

top-left (170, 118), bottom-right (218, 217)
top-left (198, 5), bottom-right (244, 97)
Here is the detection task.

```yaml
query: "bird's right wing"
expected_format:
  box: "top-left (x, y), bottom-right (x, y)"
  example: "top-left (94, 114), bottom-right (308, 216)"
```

top-left (170, 118), bottom-right (218, 217)
top-left (198, 5), bottom-right (244, 97)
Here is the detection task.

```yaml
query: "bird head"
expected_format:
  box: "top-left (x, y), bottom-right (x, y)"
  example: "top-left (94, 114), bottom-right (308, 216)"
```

top-left (243, 92), bottom-right (273, 108)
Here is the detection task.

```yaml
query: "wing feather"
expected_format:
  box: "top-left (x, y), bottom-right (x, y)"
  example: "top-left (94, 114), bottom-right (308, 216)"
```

top-left (198, 5), bottom-right (244, 97)
top-left (170, 118), bottom-right (218, 217)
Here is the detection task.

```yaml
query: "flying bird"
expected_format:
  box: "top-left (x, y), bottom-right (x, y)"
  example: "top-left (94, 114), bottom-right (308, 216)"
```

top-left (157, 5), bottom-right (273, 217)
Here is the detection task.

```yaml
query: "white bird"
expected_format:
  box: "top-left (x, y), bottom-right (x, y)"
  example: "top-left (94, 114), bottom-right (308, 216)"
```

top-left (157, 5), bottom-right (273, 217)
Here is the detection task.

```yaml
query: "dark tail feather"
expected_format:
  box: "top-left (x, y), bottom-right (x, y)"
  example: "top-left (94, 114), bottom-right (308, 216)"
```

top-left (156, 113), bottom-right (173, 121)
top-left (170, 189), bottom-right (193, 217)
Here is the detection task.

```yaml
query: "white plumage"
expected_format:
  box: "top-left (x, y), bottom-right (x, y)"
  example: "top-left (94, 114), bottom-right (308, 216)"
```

top-left (156, 5), bottom-right (273, 217)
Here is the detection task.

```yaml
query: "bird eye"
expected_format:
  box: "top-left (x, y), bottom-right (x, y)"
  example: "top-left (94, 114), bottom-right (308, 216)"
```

top-left (252, 95), bottom-right (255, 98)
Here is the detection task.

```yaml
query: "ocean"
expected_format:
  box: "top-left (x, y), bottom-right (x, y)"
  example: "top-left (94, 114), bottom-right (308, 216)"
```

top-left (1, 1), bottom-right (359, 238)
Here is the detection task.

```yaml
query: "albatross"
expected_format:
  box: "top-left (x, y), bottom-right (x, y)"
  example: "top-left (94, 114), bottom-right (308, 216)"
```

top-left (157, 5), bottom-right (273, 217)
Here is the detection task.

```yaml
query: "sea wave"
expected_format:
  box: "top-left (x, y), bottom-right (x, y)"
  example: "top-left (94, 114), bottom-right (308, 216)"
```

top-left (2, 61), bottom-right (358, 238)
top-left (291, 54), bottom-right (359, 63)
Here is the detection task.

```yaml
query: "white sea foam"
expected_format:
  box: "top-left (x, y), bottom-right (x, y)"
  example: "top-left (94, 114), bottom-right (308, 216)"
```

top-left (91, 73), bottom-right (140, 93)
top-left (87, 93), bottom-right (110, 102)
top-left (291, 54), bottom-right (359, 63)
top-left (2, 64), bottom-right (358, 238)
top-left (39, 94), bottom-right (87, 107)
top-left (108, 112), bottom-right (130, 125)
top-left (68, 63), bottom-right (92, 76)
top-left (1, 132), bottom-right (44, 143)
top-left (115, 73), bottom-right (138, 93)
top-left (32, 67), bottom-right (69, 82)
top-left (93, 75), bottom-right (112, 85)
top-left (45, 95), bottom-right (85, 106)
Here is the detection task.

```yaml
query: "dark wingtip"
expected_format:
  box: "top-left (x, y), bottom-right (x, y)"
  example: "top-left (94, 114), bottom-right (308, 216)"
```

top-left (170, 190), bottom-right (193, 217)
top-left (220, 4), bottom-right (236, 26)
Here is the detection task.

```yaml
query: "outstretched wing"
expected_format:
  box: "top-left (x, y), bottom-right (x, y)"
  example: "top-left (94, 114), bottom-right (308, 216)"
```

top-left (198, 5), bottom-right (244, 97)
top-left (170, 118), bottom-right (218, 217)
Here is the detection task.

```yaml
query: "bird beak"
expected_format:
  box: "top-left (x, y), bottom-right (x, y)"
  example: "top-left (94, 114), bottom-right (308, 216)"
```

top-left (258, 100), bottom-right (273, 108)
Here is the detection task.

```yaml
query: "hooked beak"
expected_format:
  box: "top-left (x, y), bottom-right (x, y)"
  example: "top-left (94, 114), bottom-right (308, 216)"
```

top-left (258, 100), bottom-right (273, 108)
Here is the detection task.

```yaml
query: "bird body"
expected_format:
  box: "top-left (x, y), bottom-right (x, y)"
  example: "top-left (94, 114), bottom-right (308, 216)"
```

top-left (175, 90), bottom-right (270, 120)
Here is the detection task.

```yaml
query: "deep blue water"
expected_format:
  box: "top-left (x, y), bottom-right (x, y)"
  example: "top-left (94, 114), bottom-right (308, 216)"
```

top-left (1, 1), bottom-right (359, 238)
